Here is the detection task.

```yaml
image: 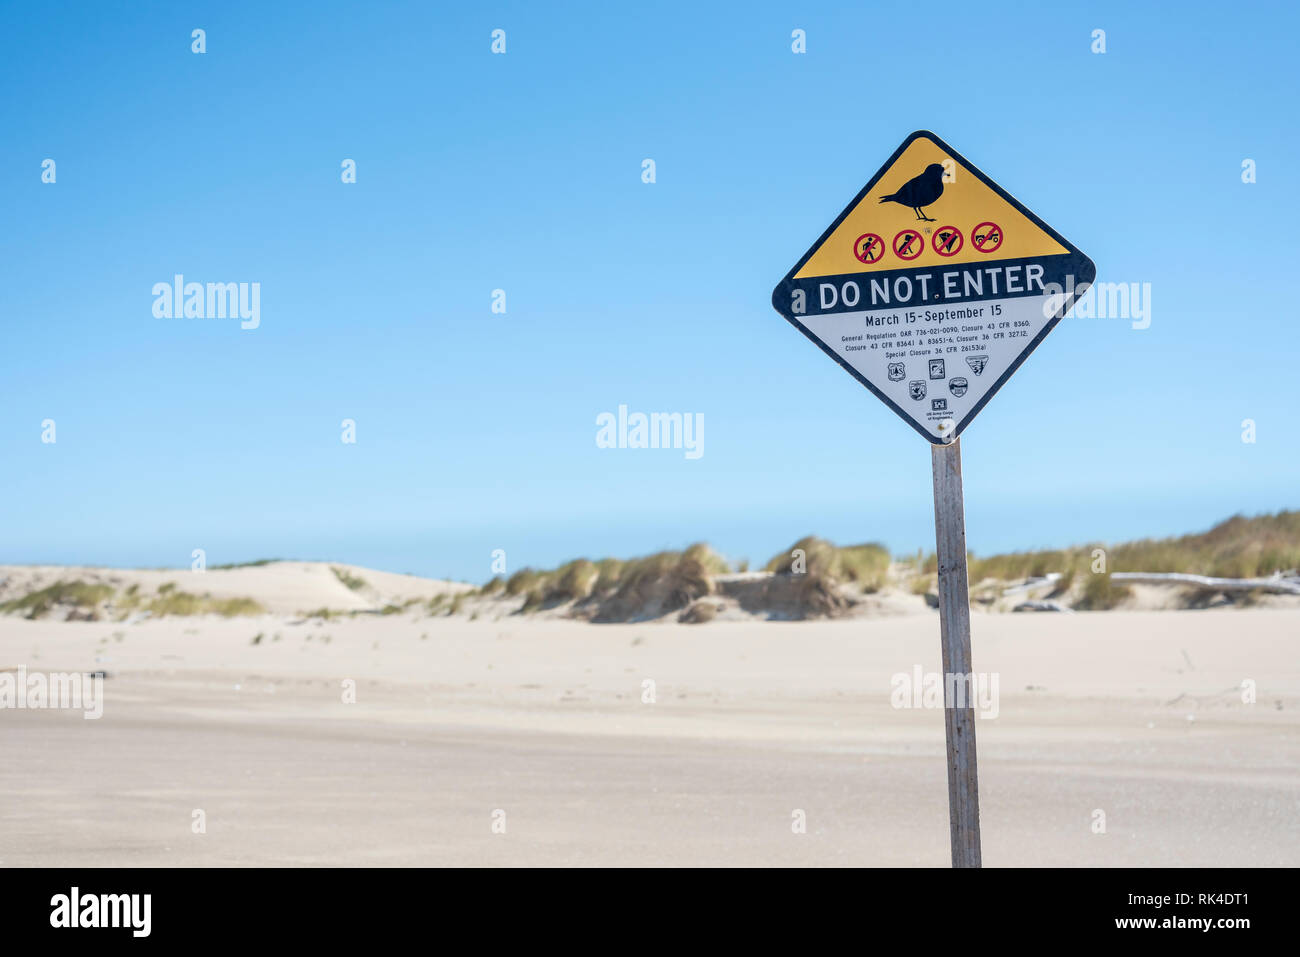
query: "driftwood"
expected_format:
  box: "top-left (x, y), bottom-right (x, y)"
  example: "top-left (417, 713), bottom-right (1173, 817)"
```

top-left (1109, 572), bottom-right (1300, 595)
top-left (1001, 570), bottom-right (1300, 598)
top-left (1001, 573), bottom-right (1061, 597)
top-left (1013, 600), bottom-right (1072, 613)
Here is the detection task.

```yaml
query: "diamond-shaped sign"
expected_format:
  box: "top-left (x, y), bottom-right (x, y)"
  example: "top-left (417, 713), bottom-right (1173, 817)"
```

top-left (771, 131), bottom-right (1096, 443)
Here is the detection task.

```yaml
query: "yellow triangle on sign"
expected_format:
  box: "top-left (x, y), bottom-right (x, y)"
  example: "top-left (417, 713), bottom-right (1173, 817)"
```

top-left (794, 133), bottom-right (1067, 279)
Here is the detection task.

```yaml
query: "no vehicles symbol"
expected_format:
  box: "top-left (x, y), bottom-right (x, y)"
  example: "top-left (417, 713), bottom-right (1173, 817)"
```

top-left (854, 232), bottom-right (884, 264)
top-left (972, 221), bottom-right (1003, 254)
top-left (893, 229), bottom-right (923, 261)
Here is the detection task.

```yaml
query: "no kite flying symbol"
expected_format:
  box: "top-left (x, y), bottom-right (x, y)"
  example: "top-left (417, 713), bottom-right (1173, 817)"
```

top-left (769, 130), bottom-right (1096, 444)
top-left (932, 226), bottom-right (963, 257)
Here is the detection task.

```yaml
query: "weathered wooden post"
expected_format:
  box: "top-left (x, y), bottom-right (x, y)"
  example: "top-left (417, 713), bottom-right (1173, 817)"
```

top-left (931, 437), bottom-right (981, 867)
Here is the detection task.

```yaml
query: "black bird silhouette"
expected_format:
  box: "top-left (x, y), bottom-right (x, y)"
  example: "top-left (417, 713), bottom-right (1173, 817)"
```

top-left (878, 163), bottom-right (947, 221)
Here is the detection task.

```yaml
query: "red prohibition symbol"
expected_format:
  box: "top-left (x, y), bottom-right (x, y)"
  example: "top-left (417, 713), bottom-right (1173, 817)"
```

top-left (972, 221), bottom-right (1004, 254)
top-left (932, 225), bottom-right (963, 257)
top-left (892, 229), bottom-right (923, 261)
top-left (853, 232), bottom-right (884, 264)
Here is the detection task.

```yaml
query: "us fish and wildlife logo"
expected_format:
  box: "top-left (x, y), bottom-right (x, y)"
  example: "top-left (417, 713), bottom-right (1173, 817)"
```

top-left (909, 380), bottom-right (926, 401)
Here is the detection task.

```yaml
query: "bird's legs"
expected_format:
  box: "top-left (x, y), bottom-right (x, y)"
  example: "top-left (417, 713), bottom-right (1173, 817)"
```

top-left (914, 207), bottom-right (936, 222)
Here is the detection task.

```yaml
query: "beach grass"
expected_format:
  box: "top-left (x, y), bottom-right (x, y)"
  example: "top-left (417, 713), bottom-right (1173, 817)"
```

top-left (764, 537), bottom-right (891, 592)
top-left (148, 592), bottom-right (265, 618)
top-left (0, 581), bottom-right (115, 618)
top-left (969, 511), bottom-right (1300, 583)
top-left (331, 566), bottom-right (368, 592)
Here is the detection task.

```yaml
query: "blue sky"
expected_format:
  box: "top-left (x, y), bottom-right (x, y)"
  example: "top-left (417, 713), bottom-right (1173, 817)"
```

top-left (2, 1), bottom-right (1297, 582)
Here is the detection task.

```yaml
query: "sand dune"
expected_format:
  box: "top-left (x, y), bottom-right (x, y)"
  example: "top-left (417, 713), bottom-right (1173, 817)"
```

top-left (0, 561), bottom-right (472, 618)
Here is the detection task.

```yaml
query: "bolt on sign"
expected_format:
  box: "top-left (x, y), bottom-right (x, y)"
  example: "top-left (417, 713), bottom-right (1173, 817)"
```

top-left (771, 130), bottom-right (1096, 443)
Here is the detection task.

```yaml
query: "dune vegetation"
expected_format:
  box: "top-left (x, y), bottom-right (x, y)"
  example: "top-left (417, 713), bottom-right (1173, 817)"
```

top-left (2, 511), bottom-right (1296, 624)
top-left (0, 579), bottom-right (265, 621)
top-left (330, 566), bottom-right (368, 592)
top-left (486, 544), bottom-right (729, 622)
top-left (764, 537), bottom-right (891, 589)
top-left (0, 581), bottom-right (115, 618)
top-left (966, 511), bottom-right (1300, 585)
top-left (457, 511), bottom-right (1300, 619)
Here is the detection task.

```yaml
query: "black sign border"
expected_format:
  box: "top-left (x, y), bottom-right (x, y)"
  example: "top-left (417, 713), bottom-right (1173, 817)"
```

top-left (770, 130), bottom-right (1098, 445)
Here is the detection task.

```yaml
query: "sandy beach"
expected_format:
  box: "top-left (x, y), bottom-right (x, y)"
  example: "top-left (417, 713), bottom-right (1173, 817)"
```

top-left (2, 563), bottom-right (1296, 867)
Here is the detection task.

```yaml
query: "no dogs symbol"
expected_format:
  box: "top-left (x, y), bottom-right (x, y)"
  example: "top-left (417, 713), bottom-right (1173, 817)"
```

top-left (893, 229), bottom-right (924, 261)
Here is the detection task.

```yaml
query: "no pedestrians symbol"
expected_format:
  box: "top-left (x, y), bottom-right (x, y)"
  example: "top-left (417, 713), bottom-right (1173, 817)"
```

top-left (853, 232), bottom-right (884, 264)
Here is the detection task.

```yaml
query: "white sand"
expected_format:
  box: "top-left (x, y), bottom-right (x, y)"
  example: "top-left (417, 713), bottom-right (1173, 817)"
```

top-left (1, 570), bottom-right (1297, 866)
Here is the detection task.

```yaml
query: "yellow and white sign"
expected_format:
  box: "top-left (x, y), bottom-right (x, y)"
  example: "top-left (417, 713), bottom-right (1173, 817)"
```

top-left (772, 130), bottom-right (1096, 444)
